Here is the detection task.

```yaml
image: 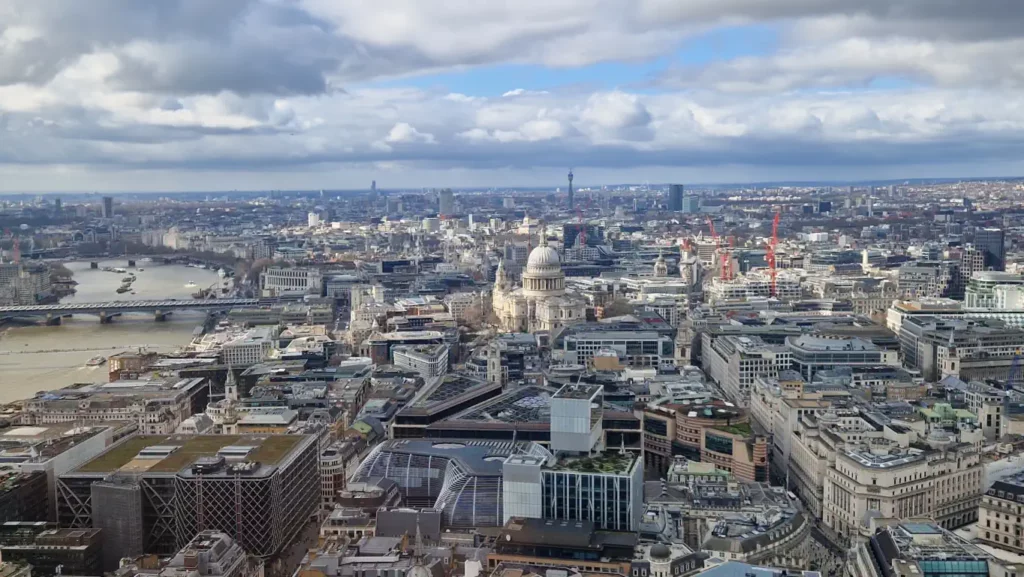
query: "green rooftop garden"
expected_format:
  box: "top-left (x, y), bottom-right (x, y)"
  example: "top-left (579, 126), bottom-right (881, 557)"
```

top-left (75, 434), bottom-right (304, 474)
top-left (552, 451), bottom-right (636, 475)
top-left (711, 421), bottom-right (753, 436)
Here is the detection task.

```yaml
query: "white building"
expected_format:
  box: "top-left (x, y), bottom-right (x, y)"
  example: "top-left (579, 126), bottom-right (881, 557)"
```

top-left (308, 212), bottom-right (321, 228)
top-left (222, 327), bottom-right (276, 367)
top-left (492, 234), bottom-right (587, 333)
top-left (702, 335), bottom-right (791, 406)
top-left (392, 344), bottom-right (449, 378)
top-left (259, 267), bottom-right (323, 296)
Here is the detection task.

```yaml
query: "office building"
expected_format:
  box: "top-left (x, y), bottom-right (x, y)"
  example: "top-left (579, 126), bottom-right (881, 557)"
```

top-left (259, 266), bottom-right (323, 296)
top-left (102, 196), bottom-right (114, 218)
top-left (978, 474), bottom-right (1024, 554)
top-left (683, 194), bottom-right (701, 214)
top-left (898, 316), bottom-right (1024, 381)
top-left (853, 522), bottom-right (1010, 577)
top-left (557, 330), bottom-right (675, 369)
top-left (499, 384), bottom-right (644, 531)
top-left (438, 188), bottom-right (454, 217)
top-left (352, 439), bottom-right (552, 527)
top-left (975, 227), bottom-right (1006, 270)
top-left (308, 211), bottom-right (321, 228)
top-left (487, 518), bottom-right (637, 576)
top-left (221, 327), bottom-right (276, 367)
top-left (823, 433), bottom-right (981, 542)
top-left (786, 334), bottom-right (899, 381)
top-left (702, 335), bottom-right (791, 405)
top-left (964, 271), bottom-right (1024, 309)
top-left (22, 380), bottom-right (208, 434)
top-left (897, 261), bottom-right (963, 299)
top-left (503, 441), bottom-right (643, 532)
top-left (391, 344), bottom-right (449, 378)
top-left (0, 523), bottom-right (103, 577)
top-left (668, 184), bottom-right (684, 212)
top-left (57, 434), bottom-right (319, 558)
top-left (391, 373), bottom-right (501, 438)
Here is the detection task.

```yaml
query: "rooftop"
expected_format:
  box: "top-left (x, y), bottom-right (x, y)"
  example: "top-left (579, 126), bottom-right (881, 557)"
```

top-left (73, 434), bottom-right (305, 474)
top-left (551, 451), bottom-right (637, 475)
top-left (711, 422), bottom-right (753, 436)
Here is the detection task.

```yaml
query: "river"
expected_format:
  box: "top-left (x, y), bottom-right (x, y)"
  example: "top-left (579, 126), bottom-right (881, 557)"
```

top-left (0, 260), bottom-right (225, 403)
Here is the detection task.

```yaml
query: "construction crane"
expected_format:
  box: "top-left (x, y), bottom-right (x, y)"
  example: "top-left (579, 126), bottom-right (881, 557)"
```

top-left (705, 217), bottom-right (729, 280)
top-left (766, 211), bottom-right (780, 296)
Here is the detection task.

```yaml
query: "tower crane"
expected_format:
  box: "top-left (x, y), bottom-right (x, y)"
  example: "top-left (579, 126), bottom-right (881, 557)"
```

top-left (767, 211), bottom-right (780, 296)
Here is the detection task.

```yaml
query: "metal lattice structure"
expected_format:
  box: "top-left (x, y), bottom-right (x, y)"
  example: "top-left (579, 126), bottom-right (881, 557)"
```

top-left (351, 439), bottom-right (551, 528)
top-left (57, 434), bottom-right (319, 559)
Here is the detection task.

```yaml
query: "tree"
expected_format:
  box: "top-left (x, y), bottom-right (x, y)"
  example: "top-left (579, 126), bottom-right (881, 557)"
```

top-left (601, 298), bottom-right (636, 318)
top-left (458, 302), bottom-right (499, 331)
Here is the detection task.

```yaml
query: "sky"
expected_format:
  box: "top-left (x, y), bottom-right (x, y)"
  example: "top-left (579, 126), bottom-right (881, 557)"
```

top-left (3, 1), bottom-right (1024, 192)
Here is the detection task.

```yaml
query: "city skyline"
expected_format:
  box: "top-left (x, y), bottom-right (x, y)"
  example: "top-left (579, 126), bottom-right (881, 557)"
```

top-left (3, 2), bottom-right (1024, 192)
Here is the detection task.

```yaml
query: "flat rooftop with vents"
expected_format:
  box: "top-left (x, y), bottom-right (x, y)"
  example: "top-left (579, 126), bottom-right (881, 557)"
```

top-left (73, 434), bottom-right (305, 475)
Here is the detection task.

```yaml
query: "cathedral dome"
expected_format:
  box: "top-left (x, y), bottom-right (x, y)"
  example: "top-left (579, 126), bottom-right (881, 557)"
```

top-left (526, 244), bottom-right (561, 273)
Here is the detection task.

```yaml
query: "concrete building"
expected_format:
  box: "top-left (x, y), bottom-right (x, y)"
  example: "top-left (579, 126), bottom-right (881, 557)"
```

top-left (58, 434), bottom-right (319, 558)
top-left (668, 184), bottom-right (684, 212)
top-left (438, 188), bottom-right (454, 217)
top-left (221, 327), bottom-right (276, 367)
top-left (852, 522), bottom-right (1012, 577)
top-left (391, 344), bottom-right (449, 378)
top-left (898, 316), bottom-right (1024, 381)
top-left (978, 474), bottom-right (1024, 554)
top-left (258, 267), bottom-right (323, 297)
top-left (785, 334), bottom-right (899, 381)
top-left (21, 379), bottom-right (208, 434)
top-left (965, 271), bottom-right (1024, 309)
top-left (558, 330), bottom-right (675, 369)
top-left (702, 335), bottom-right (791, 406)
top-left (0, 524), bottom-right (102, 577)
top-left (823, 433), bottom-right (982, 543)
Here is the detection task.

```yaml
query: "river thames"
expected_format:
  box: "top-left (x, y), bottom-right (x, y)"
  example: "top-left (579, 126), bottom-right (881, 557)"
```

top-left (0, 260), bottom-right (224, 403)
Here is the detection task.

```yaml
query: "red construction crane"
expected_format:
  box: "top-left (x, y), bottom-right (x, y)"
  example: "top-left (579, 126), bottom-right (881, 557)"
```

top-left (767, 211), bottom-right (780, 296)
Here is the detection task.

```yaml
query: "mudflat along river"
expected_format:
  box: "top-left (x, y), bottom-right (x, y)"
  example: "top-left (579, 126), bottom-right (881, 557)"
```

top-left (0, 259), bottom-right (224, 402)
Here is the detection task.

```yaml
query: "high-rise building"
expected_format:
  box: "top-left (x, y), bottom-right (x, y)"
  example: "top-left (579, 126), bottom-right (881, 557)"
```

top-left (102, 196), bottom-right (114, 218)
top-left (974, 227), bottom-right (1006, 271)
top-left (54, 197), bottom-right (62, 214)
top-left (439, 188), bottom-right (454, 217)
top-left (307, 211), bottom-right (321, 228)
top-left (369, 180), bottom-right (377, 203)
top-left (668, 184), bottom-right (684, 211)
top-left (682, 194), bottom-right (701, 214)
top-left (567, 168), bottom-right (574, 210)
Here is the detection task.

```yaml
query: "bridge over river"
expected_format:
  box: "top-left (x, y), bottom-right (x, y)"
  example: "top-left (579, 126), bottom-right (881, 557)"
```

top-left (0, 298), bottom-right (261, 323)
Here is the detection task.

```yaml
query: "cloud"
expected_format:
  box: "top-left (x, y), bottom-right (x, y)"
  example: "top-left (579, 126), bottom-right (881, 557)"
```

top-left (384, 122), bottom-right (436, 144)
top-left (3, 0), bottom-right (1024, 189)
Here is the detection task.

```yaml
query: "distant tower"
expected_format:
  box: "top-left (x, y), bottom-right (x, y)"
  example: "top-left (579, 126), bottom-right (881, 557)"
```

top-left (654, 250), bottom-right (668, 278)
top-left (225, 370), bottom-right (239, 402)
top-left (102, 196), bottom-right (114, 219)
top-left (439, 188), bottom-right (454, 218)
top-left (567, 168), bottom-right (575, 210)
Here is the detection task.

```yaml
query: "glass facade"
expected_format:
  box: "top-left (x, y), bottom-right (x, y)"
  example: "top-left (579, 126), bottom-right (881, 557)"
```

top-left (705, 432), bottom-right (734, 455)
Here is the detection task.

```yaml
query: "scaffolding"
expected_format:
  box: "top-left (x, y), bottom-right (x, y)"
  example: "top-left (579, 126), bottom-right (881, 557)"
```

top-left (91, 474), bottom-right (145, 571)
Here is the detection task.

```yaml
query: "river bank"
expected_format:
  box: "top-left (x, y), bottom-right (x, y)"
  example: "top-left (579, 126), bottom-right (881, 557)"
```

top-left (0, 260), bottom-right (222, 402)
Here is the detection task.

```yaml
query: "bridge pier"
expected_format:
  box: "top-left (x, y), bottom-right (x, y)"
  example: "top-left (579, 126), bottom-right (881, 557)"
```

top-left (154, 310), bottom-right (171, 322)
top-left (45, 313), bottom-right (61, 326)
top-left (127, 260), bottom-right (136, 268)
top-left (99, 311), bottom-right (113, 324)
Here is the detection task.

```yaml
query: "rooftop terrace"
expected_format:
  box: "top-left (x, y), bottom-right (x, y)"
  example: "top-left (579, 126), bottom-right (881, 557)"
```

top-left (74, 434), bottom-right (304, 474)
